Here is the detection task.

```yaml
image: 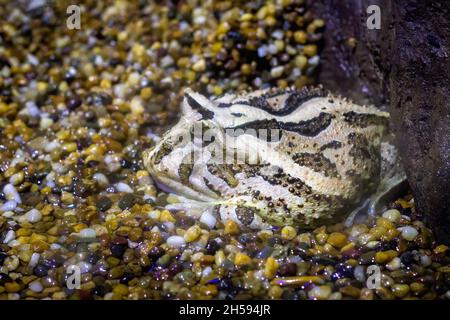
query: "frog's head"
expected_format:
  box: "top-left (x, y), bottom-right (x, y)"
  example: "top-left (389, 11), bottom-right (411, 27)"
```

top-left (143, 89), bottom-right (241, 201)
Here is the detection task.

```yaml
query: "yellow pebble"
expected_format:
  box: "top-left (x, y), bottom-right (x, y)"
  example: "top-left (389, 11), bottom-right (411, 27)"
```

top-left (375, 250), bottom-right (398, 264)
top-left (376, 217), bottom-right (395, 230)
top-left (234, 252), bottom-right (252, 266)
top-left (281, 226), bottom-right (297, 240)
top-left (240, 63), bottom-right (252, 76)
top-left (5, 282), bottom-right (20, 293)
top-left (303, 44), bottom-right (317, 57)
top-left (434, 244), bottom-right (448, 255)
top-left (268, 285), bottom-right (283, 299)
top-left (295, 55), bottom-right (308, 70)
top-left (73, 223), bottom-right (88, 233)
top-left (369, 226), bottom-right (388, 239)
top-left (184, 225), bottom-right (202, 242)
top-left (327, 232), bottom-right (348, 248)
top-left (294, 30), bottom-right (307, 44)
top-left (113, 284), bottom-right (129, 296)
top-left (140, 87), bottom-right (153, 100)
top-left (159, 210), bottom-right (176, 223)
top-left (16, 228), bottom-right (32, 237)
top-left (224, 220), bottom-right (239, 235)
top-left (264, 257), bottom-right (279, 279)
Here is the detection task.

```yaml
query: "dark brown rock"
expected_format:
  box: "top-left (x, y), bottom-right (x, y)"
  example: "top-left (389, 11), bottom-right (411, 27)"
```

top-left (309, 0), bottom-right (450, 244)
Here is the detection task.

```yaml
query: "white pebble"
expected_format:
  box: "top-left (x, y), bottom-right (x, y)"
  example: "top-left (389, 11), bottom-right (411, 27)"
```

top-left (93, 173), bottom-right (109, 186)
top-left (386, 257), bottom-right (401, 271)
top-left (130, 97), bottom-right (144, 115)
top-left (44, 141), bottom-right (60, 152)
top-left (9, 172), bottom-right (23, 186)
top-left (3, 184), bottom-right (21, 204)
top-left (116, 182), bottom-right (133, 193)
top-left (50, 243), bottom-right (62, 250)
top-left (308, 285), bottom-right (332, 300)
top-left (77, 261), bottom-right (92, 273)
top-left (308, 55), bottom-right (320, 66)
top-left (29, 280), bottom-right (43, 293)
top-left (25, 101), bottom-right (40, 117)
top-left (446, 290), bottom-right (450, 299)
top-left (25, 209), bottom-right (42, 223)
top-left (399, 226), bottom-right (419, 241)
top-left (354, 265), bottom-right (366, 283)
top-left (270, 66), bottom-right (284, 78)
top-left (28, 253), bottom-right (40, 268)
top-left (3, 230), bottom-right (15, 244)
top-left (420, 254), bottom-right (432, 267)
top-left (382, 209), bottom-right (401, 223)
top-left (0, 201), bottom-right (17, 212)
top-left (200, 211), bottom-right (217, 229)
top-left (166, 236), bottom-right (186, 248)
top-left (79, 228), bottom-right (97, 238)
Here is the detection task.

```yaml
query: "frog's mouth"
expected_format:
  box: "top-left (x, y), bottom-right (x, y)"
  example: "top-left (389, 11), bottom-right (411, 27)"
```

top-left (143, 150), bottom-right (218, 203)
top-left (151, 174), bottom-right (218, 203)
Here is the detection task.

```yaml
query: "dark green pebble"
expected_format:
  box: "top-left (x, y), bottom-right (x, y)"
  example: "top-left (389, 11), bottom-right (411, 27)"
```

top-left (358, 251), bottom-right (376, 264)
top-left (96, 196), bottom-right (112, 212)
top-left (118, 193), bottom-right (136, 210)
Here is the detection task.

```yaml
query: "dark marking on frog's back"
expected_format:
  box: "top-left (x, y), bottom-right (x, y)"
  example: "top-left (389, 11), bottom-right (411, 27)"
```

top-left (236, 206), bottom-right (255, 226)
top-left (343, 111), bottom-right (388, 128)
top-left (320, 140), bottom-right (342, 151)
top-left (224, 112), bottom-right (332, 138)
top-left (292, 152), bottom-right (340, 178)
top-left (216, 87), bottom-right (325, 116)
top-left (185, 94), bottom-right (215, 119)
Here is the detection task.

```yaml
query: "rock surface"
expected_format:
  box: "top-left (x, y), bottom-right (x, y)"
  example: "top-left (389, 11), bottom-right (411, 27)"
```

top-left (309, 0), bottom-right (450, 244)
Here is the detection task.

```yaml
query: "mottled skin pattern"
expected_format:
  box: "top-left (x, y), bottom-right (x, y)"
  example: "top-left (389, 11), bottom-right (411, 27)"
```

top-left (143, 87), bottom-right (403, 229)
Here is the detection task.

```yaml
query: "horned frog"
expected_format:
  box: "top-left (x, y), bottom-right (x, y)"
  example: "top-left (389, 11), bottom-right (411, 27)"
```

top-left (143, 87), bottom-right (406, 229)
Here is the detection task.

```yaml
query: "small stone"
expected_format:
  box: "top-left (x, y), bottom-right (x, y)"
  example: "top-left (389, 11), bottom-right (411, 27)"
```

top-left (391, 284), bottom-right (410, 298)
top-left (25, 209), bottom-right (42, 223)
top-left (96, 196), bottom-right (112, 212)
top-left (327, 232), bottom-right (348, 248)
top-left (5, 282), bottom-right (20, 293)
top-left (200, 211), bottom-right (216, 229)
top-left (113, 284), bottom-right (129, 296)
top-left (118, 193), bottom-right (135, 210)
top-left (382, 209), bottom-right (401, 223)
top-left (386, 257), bottom-right (401, 271)
top-left (339, 286), bottom-right (361, 298)
top-left (281, 226), bottom-right (297, 240)
top-left (375, 250), bottom-right (398, 264)
top-left (234, 252), bottom-right (252, 266)
top-left (270, 66), bottom-right (284, 78)
top-left (3, 230), bottom-right (15, 244)
top-left (192, 59), bottom-right (206, 72)
top-left (224, 220), bottom-right (239, 235)
top-left (400, 226), bottom-right (419, 241)
top-left (270, 276), bottom-right (324, 287)
top-left (130, 97), bottom-right (144, 115)
top-left (29, 280), bottom-right (43, 293)
top-left (434, 244), bottom-right (448, 255)
top-left (294, 30), bottom-right (307, 44)
top-left (9, 172), bottom-right (24, 186)
top-left (184, 225), bottom-right (202, 242)
top-left (166, 236), bottom-right (186, 248)
top-left (3, 184), bottom-right (21, 204)
top-left (308, 285), bottom-right (332, 300)
top-left (116, 182), bottom-right (133, 194)
top-left (79, 228), bottom-right (96, 238)
top-left (264, 257), bottom-right (279, 279)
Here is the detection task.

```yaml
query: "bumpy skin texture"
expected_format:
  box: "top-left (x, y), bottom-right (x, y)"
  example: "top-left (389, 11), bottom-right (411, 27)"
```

top-left (144, 88), bottom-right (391, 229)
top-left (309, 0), bottom-right (450, 244)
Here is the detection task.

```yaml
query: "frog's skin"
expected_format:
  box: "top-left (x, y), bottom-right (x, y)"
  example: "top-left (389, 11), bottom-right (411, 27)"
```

top-left (143, 87), bottom-right (406, 229)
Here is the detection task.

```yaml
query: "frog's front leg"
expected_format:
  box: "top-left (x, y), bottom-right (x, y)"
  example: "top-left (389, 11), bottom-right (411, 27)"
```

top-left (216, 199), bottom-right (270, 229)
